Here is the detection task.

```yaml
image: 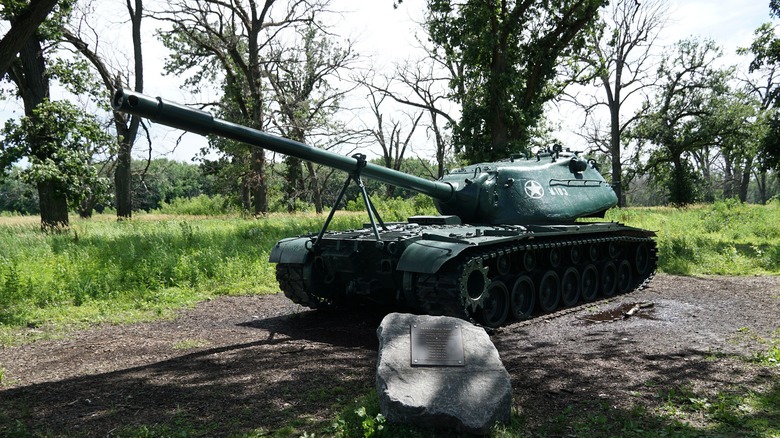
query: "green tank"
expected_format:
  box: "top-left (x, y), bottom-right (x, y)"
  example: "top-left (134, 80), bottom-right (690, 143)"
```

top-left (112, 89), bottom-right (656, 327)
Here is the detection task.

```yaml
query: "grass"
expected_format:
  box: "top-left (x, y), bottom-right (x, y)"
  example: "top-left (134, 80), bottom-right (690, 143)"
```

top-left (0, 211), bottom-right (367, 346)
top-left (601, 199), bottom-right (780, 275)
top-left (1, 200), bottom-right (778, 344)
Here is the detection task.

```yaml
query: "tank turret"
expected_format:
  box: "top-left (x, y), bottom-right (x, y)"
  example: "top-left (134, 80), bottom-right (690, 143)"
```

top-left (112, 89), bottom-right (656, 327)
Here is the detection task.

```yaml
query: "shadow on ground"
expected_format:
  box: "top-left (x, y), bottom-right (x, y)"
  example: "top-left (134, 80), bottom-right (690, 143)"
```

top-left (0, 308), bottom-right (385, 436)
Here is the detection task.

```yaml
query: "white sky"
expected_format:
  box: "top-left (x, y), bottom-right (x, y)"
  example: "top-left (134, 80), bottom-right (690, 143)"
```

top-left (0, 0), bottom-right (775, 162)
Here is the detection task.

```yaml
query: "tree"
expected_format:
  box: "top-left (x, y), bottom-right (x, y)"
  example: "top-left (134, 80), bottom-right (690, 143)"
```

top-left (368, 56), bottom-right (457, 179)
top-left (1, 0), bottom-right (78, 229)
top-left (632, 39), bottom-right (730, 205)
top-left (740, 19), bottom-right (780, 174)
top-left (566, 0), bottom-right (668, 206)
top-left (0, 167), bottom-right (39, 214)
top-left (425, 0), bottom-right (606, 163)
top-left (155, 0), bottom-right (329, 215)
top-left (0, 100), bottom-right (113, 225)
top-left (130, 158), bottom-right (214, 211)
top-left (0, 0), bottom-right (58, 78)
top-left (62, 0), bottom-right (145, 219)
top-left (360, 80), bottom-right (423, 198)
top-left (263, 22), bottom-right (356, 213)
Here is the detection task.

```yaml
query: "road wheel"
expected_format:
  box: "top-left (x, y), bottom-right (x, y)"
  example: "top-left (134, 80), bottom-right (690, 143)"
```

top-left (510, 275), bottom-right (535, 320)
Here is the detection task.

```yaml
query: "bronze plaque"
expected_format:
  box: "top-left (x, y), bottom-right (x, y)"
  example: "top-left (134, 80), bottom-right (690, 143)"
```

top-left (410, 323), bottom-right (465, 367)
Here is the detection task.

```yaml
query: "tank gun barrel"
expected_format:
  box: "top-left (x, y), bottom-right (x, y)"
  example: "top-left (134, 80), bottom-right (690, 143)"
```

top-left (112, 89), bottom-right (454, 202)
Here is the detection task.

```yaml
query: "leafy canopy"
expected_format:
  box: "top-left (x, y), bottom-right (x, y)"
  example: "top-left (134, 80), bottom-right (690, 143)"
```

top-left (426, 0), bottom-right (606, 163)
top-left (0, 99), bottom-right (114, 210)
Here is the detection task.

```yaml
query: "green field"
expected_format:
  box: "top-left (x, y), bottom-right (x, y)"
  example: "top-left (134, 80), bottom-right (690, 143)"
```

top-left (1, 200), bottom-right (779, 345)
top-left (0, 212), bottom-right (370, 345)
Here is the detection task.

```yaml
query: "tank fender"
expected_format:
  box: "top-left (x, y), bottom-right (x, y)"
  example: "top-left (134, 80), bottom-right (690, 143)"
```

top-left (268, 236), bottom-right (311, 264)
top-left (396, 240), bottom-right (473, 274)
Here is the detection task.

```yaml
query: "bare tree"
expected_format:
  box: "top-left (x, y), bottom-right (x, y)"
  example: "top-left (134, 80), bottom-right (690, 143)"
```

top-left (264, 22), bottom-right (357, 213)
top-left (154, 0), bottom-right (328, 215)
top-left (565, 0), bottom-right (669, 206)
top-left (360, 78), bottom-right (423, 198)
top-left (63, 0), bottom-right (144, 219)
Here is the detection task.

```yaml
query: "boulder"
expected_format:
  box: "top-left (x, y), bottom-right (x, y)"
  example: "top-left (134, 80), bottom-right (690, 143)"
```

top-left (375, 313), bottom-right (512, 435)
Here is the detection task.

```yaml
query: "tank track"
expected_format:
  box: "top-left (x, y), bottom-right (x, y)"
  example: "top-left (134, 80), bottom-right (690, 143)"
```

top-left (276, 263), bottom-right (330, 309)
top-left (276, 230), bottom-right (657, 327)
top-left (413, 232), bottom-right (657, 326)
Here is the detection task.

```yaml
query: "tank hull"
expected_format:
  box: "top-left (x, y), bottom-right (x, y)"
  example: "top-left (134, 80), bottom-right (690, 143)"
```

top-left (271, 218), bottom-right (657, 327)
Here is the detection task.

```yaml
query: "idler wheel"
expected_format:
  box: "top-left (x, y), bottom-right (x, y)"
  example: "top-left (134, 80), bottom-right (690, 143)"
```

top-left (635, 243), bottom-right (650, 275)
top-left (601, 262), bottom-right (617, 297)
top-left (510, 275), bottom-right (535, 320)
top-left (580, 264), bottom-right (599, 302)
top-left (478, 279), bottom-right (510, 328)
top-left (537, 271), bottom-right (561, 313)
top-left (617, 260), bottom-right (633, 293)
top-left (561, 267), bottom-right (581, 307)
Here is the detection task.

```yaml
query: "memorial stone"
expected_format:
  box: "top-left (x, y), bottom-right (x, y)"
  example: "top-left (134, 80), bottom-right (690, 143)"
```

top-left (376, 313), bottom-right (512, 435)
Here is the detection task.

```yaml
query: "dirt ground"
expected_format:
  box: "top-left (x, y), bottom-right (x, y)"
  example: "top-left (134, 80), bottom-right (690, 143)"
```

top-left (1, 274), bottom-right (779, 436)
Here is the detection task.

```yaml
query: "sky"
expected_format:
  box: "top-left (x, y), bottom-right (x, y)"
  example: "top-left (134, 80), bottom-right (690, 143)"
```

top-left (0, 0), bottom-right (776, 162)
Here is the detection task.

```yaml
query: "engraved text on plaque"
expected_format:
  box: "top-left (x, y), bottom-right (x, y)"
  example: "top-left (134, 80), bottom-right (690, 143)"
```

top-left (410, 323), bottom-right (465, 367)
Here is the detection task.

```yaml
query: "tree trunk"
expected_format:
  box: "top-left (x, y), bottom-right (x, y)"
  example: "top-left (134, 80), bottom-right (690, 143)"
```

top-left (15, 35), bottom-right (64, 230)
top-left (305, 161), bottom-right (323, 214)
top-left (250, 145), bottom-right (267, 214)
top-left (37, 180), bottom-right (69, 231)
top-left (79, 195), bottom-right (96, 219)
top-left (285, 156), bottom-right (303, 212)
top-left (115, 139), bottom-right (133, 218)
top-left (756, 170), bottom-right (768, 205)
top-left (610, 104), bottom-right (623, 207)
top-left (116, 0), bottom-right (144, 219)
top-left (738, 156), bottom-right (752, 203)
top-left (723, 159), bottom-right (734, 199)
top-left (0, 0), bottom-right (58, 78)
top-left (240, 174), bottom-right (251, 211)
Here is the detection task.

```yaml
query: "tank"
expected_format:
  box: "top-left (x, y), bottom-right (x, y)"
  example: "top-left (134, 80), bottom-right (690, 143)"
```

top-left (112, 89), bottom-right (657, 327)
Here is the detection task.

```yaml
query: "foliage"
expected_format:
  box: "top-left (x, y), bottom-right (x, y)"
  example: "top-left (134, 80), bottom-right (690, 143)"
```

top-left (632, 38), bottom-right (733, 205)
top-left (0, 212), bottom-right (369, 344)
top-left (345, 194), bottom-right (437, 222)
top-left (0, 99), bottom-right (113, 212)
top-left (131, 158), bottom-right (217, 212)
top-left (740, 10), bottom-right (780, 172)
top-left (154, 194), bottom-right (236, 216)
top-left (325, 392), bottom-right (430, 438)
top-left (425, 0), bottom-right (606, 163)
top-left (0, 167), bottom-right (39, 215)
top-left (0, 0), bottom-right (73, 41)
top-left (567, 0), bottom-right (669, 206)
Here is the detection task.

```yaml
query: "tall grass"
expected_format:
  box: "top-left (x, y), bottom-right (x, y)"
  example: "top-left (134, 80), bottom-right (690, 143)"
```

top-left (0, 212), bottom-right (365, 342)
top-left (603, 199), bottom-right (780, 275)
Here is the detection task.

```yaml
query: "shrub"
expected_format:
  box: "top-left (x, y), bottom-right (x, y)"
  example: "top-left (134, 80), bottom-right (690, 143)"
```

top-left (154, 194), bottom-right (236, 216)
